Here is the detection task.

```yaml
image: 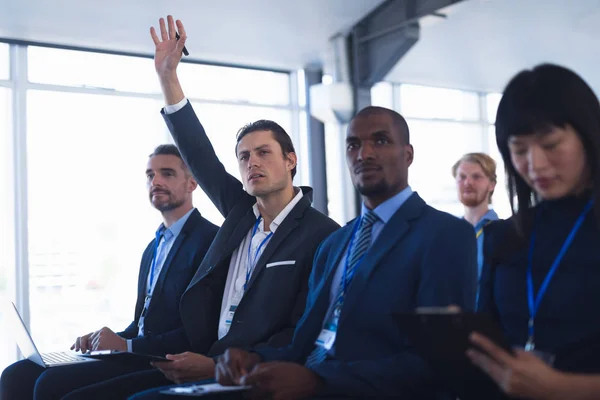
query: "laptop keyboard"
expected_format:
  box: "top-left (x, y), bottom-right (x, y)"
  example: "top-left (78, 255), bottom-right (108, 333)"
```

top-left (41, 351), bottom-right (86, 365)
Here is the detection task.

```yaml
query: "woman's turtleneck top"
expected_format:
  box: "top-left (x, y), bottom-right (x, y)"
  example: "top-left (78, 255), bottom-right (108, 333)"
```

top-left (479, 193), bottom-right (600, 372)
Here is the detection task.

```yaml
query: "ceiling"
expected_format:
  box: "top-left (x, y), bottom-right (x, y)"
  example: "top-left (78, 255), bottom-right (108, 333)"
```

top-left (387, 0), bottom-right (600, 93)
top-left (0, 0), bottom-right (384, 70)
top-left (2, 0), bottom-right (600, 93)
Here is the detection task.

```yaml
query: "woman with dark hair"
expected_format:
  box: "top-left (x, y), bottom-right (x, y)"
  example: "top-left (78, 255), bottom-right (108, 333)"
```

top-left (467, 64), bottom-right (600, 399)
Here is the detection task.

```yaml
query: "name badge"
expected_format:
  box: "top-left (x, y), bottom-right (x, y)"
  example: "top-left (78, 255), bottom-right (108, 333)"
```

top-left (314, 306), bottom-right (341, 351)
top-left (315, 328), bottom-right (337, 351)
top-left (225, 304), bottom-right (238, 327)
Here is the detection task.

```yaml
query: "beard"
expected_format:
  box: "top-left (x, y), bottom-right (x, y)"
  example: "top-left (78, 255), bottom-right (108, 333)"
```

top-left (459, 192), bottom-right (488, 207)
top-left (150, 192), bottom-right (185, 212)
top-left (356, 180), bottom-right (389, 197)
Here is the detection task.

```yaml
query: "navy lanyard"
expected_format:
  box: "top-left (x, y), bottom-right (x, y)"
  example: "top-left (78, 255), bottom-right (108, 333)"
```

top-left (526, 199), bottom-right (593, 350)
top-left (148, 229), bottom-right (164, 295)
top-left (340, 216), bottom-right (367, 302)
top-left (245, 216), bottom-right (273, 290)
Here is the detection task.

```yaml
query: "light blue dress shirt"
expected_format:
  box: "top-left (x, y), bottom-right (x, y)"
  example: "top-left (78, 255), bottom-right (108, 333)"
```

top-left (325, 186), bottom-right (414, 356)
top-left (128, 208), bottom-right (195, 351)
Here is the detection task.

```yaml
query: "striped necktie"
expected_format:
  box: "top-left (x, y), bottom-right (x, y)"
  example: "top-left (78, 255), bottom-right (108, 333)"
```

top-left (305, 210), bottom-right (380, 367)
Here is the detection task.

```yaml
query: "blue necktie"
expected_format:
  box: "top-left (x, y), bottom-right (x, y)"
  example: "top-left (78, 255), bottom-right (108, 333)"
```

top-left (138, 228), bottom-right (173, 336)
top-left (305, 210), bottom-right (379, 367)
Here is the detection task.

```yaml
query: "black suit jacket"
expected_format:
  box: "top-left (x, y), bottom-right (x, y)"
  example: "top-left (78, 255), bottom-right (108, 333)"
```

top-left (118, 209), bottom-right (218, 356)
top-left (161, 101), bottom-right (340, 356)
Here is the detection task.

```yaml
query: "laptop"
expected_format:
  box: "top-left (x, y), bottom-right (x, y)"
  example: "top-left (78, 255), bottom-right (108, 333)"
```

top-left (6, 302), bottom-right (98, 367)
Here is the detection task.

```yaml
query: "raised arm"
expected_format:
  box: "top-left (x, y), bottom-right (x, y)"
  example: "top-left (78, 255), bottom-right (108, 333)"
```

top-left (150, 16), bottom-right (247, 216)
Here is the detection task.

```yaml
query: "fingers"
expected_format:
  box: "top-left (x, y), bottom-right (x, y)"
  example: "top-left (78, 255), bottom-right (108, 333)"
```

top-left (467, 348), bottom-right (510, 388)
top-left (175, 34), bottom-right (187, 55)
top-left (150, 27), bottom-right (160, 45)
top-left (241, 365), bottom-right (266, 386)
top-left (167, 15), bottom-right (177, 41)
top-left (216, 358), bottom-right (235, 386)
top-left (470, 332), bottom-right (513, 366)
top-left (159, 18), bottom-right (168, 42)
top-left (153, 361), bottom-right (175, 372)
top-left (176, 19), bottom-right (186, 39)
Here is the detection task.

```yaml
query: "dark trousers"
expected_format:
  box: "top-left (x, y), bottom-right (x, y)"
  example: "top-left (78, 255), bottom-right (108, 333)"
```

top-left (0, 359), bottom-right (154, 400)
top-left (62, 368), bottom-right (172, 400)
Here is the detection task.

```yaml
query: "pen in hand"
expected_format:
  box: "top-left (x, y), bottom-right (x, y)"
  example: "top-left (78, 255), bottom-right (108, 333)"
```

top-left (175, 32), bottom-right (189, 56)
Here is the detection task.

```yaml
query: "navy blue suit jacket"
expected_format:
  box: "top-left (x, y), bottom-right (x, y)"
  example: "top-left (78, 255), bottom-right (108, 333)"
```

top-left (118, 209), bottom-right (218, 356)
top-left (256, 193), bottom-right (477, 399)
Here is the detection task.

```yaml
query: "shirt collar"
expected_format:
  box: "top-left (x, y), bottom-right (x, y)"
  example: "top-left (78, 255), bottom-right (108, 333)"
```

top-left (361, 186), bottom-right (413, 224)
top-left (158, 208), bottom-right (195, 239)
top-left (473, 209), bottom-right (499, 229)
top-left (252, 187), bottom-right (303, 233)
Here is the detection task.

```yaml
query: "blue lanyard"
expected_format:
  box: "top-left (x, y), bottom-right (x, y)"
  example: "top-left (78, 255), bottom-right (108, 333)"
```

top-left (245, 216), bottom-right (273, 290)
top-left (526, 199), bottom-right (593, 350)
top-left (148, 229), bottom-right (164, 295)
top-left (340, 216), bottom-right (366, 301)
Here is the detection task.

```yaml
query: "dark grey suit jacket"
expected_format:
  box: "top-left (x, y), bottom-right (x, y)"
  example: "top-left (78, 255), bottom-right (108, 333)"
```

top-left (161, 101), bottom-right (340, 356)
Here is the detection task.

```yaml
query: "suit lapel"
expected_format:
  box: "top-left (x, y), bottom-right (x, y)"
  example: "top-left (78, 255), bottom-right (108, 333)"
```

top-left (188, 208), bottom-right (256, 288)
top-left (339, 193), bottom-right (425, 324)
top-left (312, 219), bottom-right (358, 301)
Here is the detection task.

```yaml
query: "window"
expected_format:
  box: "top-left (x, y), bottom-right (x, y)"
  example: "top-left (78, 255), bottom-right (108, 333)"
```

top-left (3, 44), bottom-right (300, 365)
top-left (189, 102), bottom-right (295, 225)
top-left (26, 90), bottom-right (169, 351)
top-left (28, 47), bottom-right (160, 94)
top-left (0, 87), bottom-right (15, 371)
top-left (179, 64), bottom-right (290, 106)
top-left (486, 93), bottom-right (502, 123)
top-left (398, 84), bottom-right (480, 121)
top-left (371, 82), bottom-right (394, 109)
top-left (407, 120), bottom-right (484, 216)
top-left (0, 43), bottom-right (8, 80)
top-left (488, 126), bottom-right (512, 218)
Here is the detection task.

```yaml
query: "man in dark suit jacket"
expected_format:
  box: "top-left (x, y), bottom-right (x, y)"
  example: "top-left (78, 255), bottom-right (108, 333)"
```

top-left (206, 106), bottom-right (478, 400)
top-left (0, 144), bottom-right (219, 400)
top-left (56, 16), bottom-right (340, 400)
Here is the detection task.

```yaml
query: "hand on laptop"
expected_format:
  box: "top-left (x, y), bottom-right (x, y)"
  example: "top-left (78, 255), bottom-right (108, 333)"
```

top-left (71, 332), bottom-right (93, 353)
top-left (215, 348), bottom-right (261, 386)
top-left (152, 352), bottom-right (215, 383)
top-left (71, 327), bottom-right (126, 353)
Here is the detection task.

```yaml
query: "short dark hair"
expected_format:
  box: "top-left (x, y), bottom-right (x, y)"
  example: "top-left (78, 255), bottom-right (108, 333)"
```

top-left (149, 144), bottom-right (189, 173)
top-left (235, 120), bottom-right (297, 179)
top-left (354, 106), bottom-right (410, 144)
top-left (496, 63), bottom-right (600, 230)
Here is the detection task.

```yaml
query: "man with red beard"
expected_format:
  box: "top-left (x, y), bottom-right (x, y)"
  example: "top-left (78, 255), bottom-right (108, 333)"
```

top-left (452, 152), bottom-right (499, 297)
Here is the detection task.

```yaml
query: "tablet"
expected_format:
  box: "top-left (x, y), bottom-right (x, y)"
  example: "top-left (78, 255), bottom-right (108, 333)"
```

top-left (395, 311), bottom-right (510, 400)
top-left (81, 350), bottom-right (173, 364)
top-left (160, 383), bottom-right (250, 397)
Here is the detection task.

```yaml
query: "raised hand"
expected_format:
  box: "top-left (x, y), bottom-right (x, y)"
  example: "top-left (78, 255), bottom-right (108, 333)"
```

top-left (150, 15), bottom-right (187, 78)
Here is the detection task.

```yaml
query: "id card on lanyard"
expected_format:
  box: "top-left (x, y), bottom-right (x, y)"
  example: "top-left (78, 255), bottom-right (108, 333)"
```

top-left (525, 199), bottom-right (593, 358)
top-left (315, 217), bottom-right (365, 351)
top-left (224, 217), bottom-right (273, 331)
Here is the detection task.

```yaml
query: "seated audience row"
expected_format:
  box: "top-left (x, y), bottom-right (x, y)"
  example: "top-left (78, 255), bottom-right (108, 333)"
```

top-left (2, 15), bottom-right (600, 400)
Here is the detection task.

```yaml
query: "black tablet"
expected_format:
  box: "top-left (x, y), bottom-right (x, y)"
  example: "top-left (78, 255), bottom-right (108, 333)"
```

top-left (82, 350), bottom-right (173, 364)
top-left (395, 311), bottom-right (510, 400)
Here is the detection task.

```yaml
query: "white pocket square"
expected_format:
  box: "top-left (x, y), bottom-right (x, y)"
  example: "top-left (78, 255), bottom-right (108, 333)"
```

top-left (266, 260), bottom-right (296, 268)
